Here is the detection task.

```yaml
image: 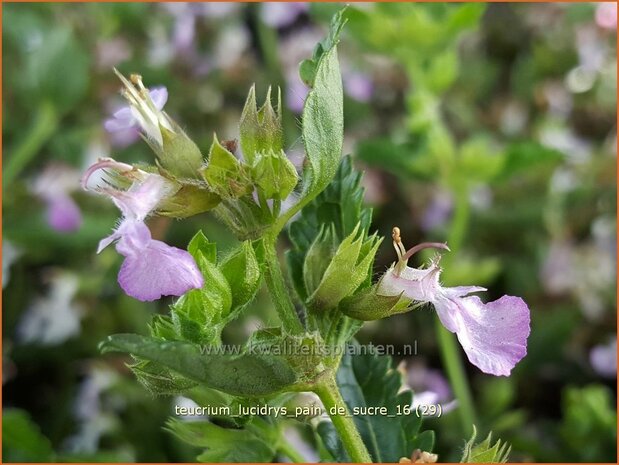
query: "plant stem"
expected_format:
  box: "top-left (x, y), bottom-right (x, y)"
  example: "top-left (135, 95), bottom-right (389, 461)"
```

top-left (435, 317), bottom-right (476, 434)
top-left (262, 235), bottom-right (304, 335)
top-left (314, 376), bottom-right (372, 463)
top-left (437, 184), bottom-right (477, 434)
top-left (278, 437), bottom-right (307, 463)
top-left (5, 101), bottom-right (57, 184)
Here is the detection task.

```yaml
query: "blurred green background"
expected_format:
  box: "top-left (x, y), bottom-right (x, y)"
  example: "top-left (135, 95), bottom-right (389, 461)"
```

top-left (2, 2), bottom-right (617, 462)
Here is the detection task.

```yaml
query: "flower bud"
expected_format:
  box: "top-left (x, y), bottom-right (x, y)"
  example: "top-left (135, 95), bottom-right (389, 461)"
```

top-left (251, 150), bottom-right (298, 200)
top-left (339, 284), bottom-right (412, 321)
top-left (200, 135), bottom-right (253, 199)
top-left (239, 85), bottom-right (283, 164)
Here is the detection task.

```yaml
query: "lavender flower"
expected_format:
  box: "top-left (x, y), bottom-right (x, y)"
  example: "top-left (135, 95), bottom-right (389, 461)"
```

top-left (402, 363), bottom-right (458, 413)
top-left (261, 2), bottom-right (308, 28)
top-left (82, 158), bottom-right (203, 302)
top-left (378, 228), bottom-right (531, 376)
top-left (104, 84), bottom-right (168, 147)
top-left (590, 337), bottom-right (617, 378)
top-left (32, 163), bottom-right (83, 233)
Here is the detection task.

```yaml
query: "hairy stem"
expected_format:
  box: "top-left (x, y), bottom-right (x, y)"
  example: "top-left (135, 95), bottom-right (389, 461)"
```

top-left (314, 376), bottom-right (373, 463)
top-left (262, 235), bottom-right (304, 335)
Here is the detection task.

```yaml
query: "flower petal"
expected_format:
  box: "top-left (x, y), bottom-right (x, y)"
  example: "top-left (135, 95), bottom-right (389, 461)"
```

top-left (117, 237), bottom-right (204, 302)
top-left (149, 86), bottom-right (169, 110)
top-left (435, 294), bottom-right (530, 376)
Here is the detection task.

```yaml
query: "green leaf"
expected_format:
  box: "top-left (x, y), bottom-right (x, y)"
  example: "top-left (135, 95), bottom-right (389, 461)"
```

top-left (460, 426), bottom-right (511, 463)
top-left (287, 156), bottom-right (373, 301)
top-left (316, 343), bottom-right (434, 462)
top-left (129, 358), bottom-right (197, 396)
top-left (100, 334), bottom-right (296, 397)
top-left (3, 409), bottom-right (55, 462)
top-left (187, 230), bottom-right (217, 264)
top-left (201, 135), bottom-right (252, 199)
top-left (559, 385), bottom-right (617, 462)
top-left (239, 86), bottom-right (283, 165)
top-left (166, 417), bottom-right (278, 462)
top-left (298, 8), bottom-right (347, 87)
top-left (219, 241), bottom-right (261, 311)
top-left (300, 11), bottom-right (345, 200)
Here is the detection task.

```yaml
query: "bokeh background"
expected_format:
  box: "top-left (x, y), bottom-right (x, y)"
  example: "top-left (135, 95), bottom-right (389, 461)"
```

top-left (2, 2), bottom-right (617, 462)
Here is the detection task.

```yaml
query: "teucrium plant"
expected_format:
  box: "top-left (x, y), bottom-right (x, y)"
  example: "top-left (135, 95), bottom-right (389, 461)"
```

top-left (87, 9), bottom-right (527, 463)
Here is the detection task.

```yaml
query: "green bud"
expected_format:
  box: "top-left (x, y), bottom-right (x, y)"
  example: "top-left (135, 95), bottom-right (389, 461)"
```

top-left (251, 150), bottom-right (298, 200)
top-left (201, 135), bottom-right (252, 199)
top-left (307, 224), bottom-right (382, 311)
top-left (339, 284), bottom-right (412, 321)
top-left (239, 85), bottom-right (283, 165)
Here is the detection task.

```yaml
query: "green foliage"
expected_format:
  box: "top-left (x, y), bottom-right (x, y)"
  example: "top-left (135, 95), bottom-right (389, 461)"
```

top-left (288, 156), bottom-right (373, 302)
top-left (299, 9), bottom-right (347, 87)
top-left (460, 426), bottom-right (511, 463)
top-left (300, 11), bottom-right (344, 201)
top-left (3, 409), bottom-right (55, 462)
top-left (239, 86), bottom-right (283, 165)
top-left (166, 417), bottom-right (279, 463)
top-left (559, 385), bottom-right (617, 462)
top-left (100, 334), bottom-right (297, 397)
top-left (317, 344), bottom-right (434, 462)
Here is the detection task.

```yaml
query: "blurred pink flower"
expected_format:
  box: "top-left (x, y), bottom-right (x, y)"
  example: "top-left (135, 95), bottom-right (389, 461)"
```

top-left (595, 2), bottom-right (617, 29)
top-left (32, 164), bottom-right (82, 233)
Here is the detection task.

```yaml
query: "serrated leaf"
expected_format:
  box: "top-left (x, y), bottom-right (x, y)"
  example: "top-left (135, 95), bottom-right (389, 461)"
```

top-left (130, 359), bottom-right (197, 396)
top-left (460, 426), bottom-right (511, 463)
top-left (316, 343), bottom-right (433, 462)
top-left (166, 417), bottom-right (278, 463)
top-left (100, 334), bottom-right (296, 396)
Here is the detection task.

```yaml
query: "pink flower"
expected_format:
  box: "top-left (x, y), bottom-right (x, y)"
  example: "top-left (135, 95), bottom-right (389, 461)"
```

top-left (596, 2), bottom-right (617, 30)
top-left (83, 158), bottom-right (203, 302)
top-left (32, 164), bottom-right (82, 233)
top-left (378, 230), bottom-right (530, 376)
